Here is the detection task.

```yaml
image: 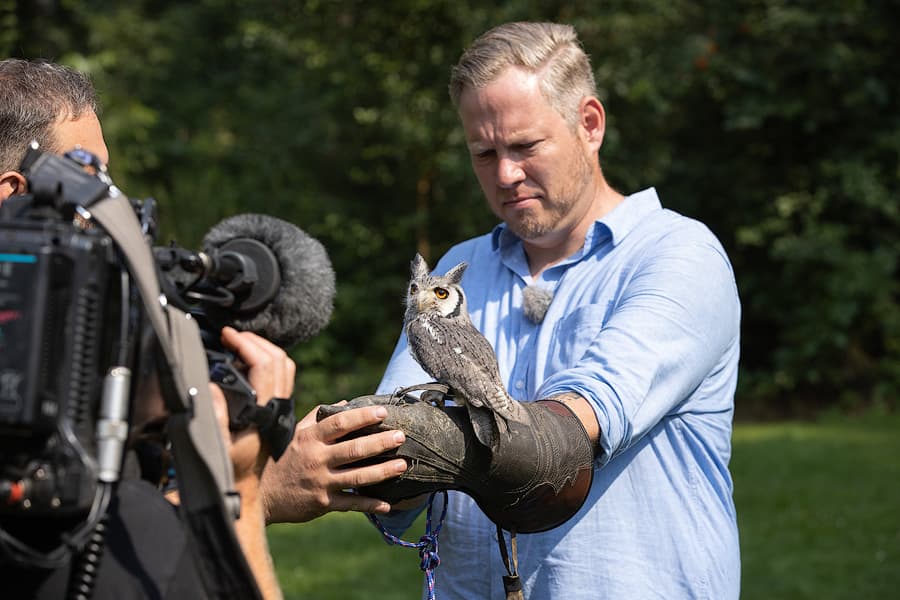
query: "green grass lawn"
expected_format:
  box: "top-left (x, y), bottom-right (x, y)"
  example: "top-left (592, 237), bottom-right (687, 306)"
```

top-left (267, 512), bottom-right (424, 600)
top-left (268, 410), bottom-right (900, 599)
top-left (733, 410), bottom-right (900, 599)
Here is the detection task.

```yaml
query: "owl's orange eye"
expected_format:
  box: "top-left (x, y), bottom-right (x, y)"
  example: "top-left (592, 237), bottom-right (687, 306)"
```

top-left (410, 284), bottom-right (418, 295)
top-left (434, 287), bottom-right (449, 300)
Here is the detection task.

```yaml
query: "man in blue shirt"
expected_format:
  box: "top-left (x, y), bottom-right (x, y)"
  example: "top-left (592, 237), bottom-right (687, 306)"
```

top-left (373, 21), bottom-right (741, 599)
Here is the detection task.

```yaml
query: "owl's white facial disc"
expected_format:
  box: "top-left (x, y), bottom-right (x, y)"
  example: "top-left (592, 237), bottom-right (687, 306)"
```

top-left (435, 286), bottom-right (464, 318)
top-left (414, 284), bottom-right (463, 318)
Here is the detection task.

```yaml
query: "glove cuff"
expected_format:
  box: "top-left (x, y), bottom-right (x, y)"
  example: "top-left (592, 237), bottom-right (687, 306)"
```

top-left (481, 399), bottom-right (594, 532)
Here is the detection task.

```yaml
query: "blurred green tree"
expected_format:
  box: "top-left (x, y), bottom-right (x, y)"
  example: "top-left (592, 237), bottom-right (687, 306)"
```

top-left (5, 0), bottom-right (898, 415)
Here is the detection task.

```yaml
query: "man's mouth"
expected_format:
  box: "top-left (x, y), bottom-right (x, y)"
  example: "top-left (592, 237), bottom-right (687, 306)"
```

top-left (504, 194), bottom-right (538, 207)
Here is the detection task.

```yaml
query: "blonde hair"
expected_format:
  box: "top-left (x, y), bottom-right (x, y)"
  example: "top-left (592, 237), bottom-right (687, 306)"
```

top-left (449, 22), bottom-right (597, 127)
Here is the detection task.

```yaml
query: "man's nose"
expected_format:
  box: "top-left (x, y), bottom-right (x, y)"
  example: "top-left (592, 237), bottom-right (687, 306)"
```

top-left (497, 157), bottom-right (525, 188)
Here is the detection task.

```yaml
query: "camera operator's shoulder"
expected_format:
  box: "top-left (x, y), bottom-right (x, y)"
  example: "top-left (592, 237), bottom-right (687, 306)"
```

top-left (3, 479), bottom-right (206, 600)
top-left (101, 478), bottom-right (206, 599)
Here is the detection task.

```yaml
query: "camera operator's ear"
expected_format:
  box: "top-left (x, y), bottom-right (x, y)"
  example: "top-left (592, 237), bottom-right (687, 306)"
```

top-left (0, 169), bottom-right (27, 202)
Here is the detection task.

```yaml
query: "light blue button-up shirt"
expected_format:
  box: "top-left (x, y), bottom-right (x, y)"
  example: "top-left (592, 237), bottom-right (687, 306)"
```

top-left (376, 188), bottom-right (741, 599)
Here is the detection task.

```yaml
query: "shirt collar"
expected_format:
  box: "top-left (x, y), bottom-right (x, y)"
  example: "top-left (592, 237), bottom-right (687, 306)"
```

top-left (599, 187), bottom-right (661, 247)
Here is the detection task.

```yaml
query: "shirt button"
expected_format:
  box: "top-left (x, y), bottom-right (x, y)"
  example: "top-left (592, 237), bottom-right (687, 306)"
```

top-left (514, 381), bottom-right (524, 390)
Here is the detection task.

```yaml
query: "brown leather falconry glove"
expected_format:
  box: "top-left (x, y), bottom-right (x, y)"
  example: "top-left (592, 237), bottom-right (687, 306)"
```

top-left (317, 385), bottom-right (594, 533)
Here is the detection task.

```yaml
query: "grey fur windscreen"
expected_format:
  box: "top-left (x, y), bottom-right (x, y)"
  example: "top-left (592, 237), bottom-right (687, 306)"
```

top-left (522, 285), bottom-right (553, 324)
top-left (202, 213), bottom-right (336, 348)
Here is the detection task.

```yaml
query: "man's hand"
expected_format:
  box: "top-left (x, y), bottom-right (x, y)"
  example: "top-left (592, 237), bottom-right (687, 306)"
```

top-left (259, 404), bottom-right (409, 524)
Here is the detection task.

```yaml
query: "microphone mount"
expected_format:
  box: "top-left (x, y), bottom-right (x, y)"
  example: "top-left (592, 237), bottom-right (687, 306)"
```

top-left (153, 238), bottom-right (281, 315)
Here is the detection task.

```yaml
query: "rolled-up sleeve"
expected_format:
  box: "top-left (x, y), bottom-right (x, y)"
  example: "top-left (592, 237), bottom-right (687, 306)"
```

top-left (538, 234), bottom-right (740, 465)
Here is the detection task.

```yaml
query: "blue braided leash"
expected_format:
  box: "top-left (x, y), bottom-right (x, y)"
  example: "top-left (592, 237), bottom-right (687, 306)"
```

top-left (366, 491), bottom-right (448, 600)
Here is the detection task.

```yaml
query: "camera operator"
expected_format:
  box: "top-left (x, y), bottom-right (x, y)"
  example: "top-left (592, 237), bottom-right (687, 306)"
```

top-left (0, 58), bottom-right (410, 596)
top-left (0, 58), bottom-right (284, 599)
top-left (0, 58), bottom-right (409, 521)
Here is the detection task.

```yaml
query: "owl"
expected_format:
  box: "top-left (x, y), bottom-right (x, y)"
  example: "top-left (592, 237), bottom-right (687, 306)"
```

top-left (403, 253), bottom-right (526, 450)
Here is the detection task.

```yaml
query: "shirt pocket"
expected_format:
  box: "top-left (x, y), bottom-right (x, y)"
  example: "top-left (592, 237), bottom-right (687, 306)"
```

top-left (548, 302), bottom-right (611, 370)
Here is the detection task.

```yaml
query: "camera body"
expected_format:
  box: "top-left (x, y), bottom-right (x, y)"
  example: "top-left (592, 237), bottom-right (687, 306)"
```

top-left (0, 166), bottom-right (124, 522)
top-left (0, 145), bottom-right (284, 548)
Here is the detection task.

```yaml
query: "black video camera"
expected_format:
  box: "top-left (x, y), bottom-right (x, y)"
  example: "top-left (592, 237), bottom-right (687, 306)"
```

top-left (0, 148), bottom-right (134, 528)
top-left (0, 145), bottom-right (300, 566)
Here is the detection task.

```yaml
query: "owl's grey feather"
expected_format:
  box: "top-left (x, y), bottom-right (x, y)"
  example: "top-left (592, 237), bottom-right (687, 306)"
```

top-left (403, 253), bottom-right (526, 449)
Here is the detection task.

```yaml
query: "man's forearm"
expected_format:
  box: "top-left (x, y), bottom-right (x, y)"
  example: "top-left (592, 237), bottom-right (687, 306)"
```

top-left (235, 480), bottom-right (283, 600)
top-left (549, 392), bottom-right (600, 447)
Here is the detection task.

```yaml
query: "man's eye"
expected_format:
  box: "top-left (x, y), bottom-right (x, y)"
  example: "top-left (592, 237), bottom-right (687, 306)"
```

top-left (474, 149), bottom-right (495, 160)
top-left (434, 288), bottom-right (449, 300)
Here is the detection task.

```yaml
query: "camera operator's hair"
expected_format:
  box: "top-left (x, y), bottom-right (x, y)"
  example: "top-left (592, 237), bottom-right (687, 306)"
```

top-left (0, 58), bottom-right (101, 172)
top-left (449, 22), bottom-right (597, 128)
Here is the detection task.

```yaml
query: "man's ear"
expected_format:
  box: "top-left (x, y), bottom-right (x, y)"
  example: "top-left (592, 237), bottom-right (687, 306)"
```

top-left (579, 96), bottom-right (606, 154)
top-left (0, 170), bottom-right (27, 203)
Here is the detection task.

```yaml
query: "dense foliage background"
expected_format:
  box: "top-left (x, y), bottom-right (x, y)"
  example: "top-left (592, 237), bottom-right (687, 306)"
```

top-left (3, 0), bottom-right (898, 418)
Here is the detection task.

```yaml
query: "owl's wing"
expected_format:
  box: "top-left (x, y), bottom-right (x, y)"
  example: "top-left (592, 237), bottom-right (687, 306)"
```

top-left (443, 325), bottom-right (526, 426)
top-left (406, 317), bottom-right (526, 448)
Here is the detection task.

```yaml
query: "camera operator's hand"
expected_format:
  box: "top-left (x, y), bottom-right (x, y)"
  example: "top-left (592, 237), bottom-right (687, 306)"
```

top-left (259, 404), bottom-right (409, 524)
top-left (216, 326), bottom-right (296, 482)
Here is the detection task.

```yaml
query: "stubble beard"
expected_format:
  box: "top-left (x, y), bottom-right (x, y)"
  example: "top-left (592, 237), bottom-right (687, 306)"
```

top-left (507, 148), bottom-right (594, 242)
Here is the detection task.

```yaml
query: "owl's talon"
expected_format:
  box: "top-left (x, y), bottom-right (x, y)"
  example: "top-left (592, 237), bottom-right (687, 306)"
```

top-left (421, 389), bottom-right (446, 407)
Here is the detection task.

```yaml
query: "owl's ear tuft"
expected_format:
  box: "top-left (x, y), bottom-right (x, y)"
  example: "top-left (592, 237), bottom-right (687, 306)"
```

top-left (411, 253), bottom-right (430, 279)
top-left (445, 261), bottom-right (468, 283)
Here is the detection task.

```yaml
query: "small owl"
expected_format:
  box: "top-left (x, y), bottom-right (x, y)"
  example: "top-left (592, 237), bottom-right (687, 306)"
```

top-left (403, 253), bottom-right (525, 449)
